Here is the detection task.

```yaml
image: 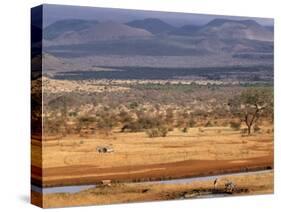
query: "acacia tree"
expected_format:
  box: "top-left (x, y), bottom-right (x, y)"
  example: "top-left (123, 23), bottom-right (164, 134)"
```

top-left (228, 88), bottom-right (273, 135)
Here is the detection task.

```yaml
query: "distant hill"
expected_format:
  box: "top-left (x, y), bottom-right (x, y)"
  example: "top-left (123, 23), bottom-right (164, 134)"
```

top-left (47, 21), bottom-right (153, 45)
top-left (205, 19), bottom-right (260, 27)
top-left (126, 18), bottom-right (175, 34)
top-left (43, 17), bottom-right (273, 67)
top-left (199, 18), bottom-right (273, 41)
top-left (44, 19), bottom-right (99, 40)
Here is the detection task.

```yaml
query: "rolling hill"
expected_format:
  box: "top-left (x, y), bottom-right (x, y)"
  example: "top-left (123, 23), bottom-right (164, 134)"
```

top-left (44, 19), bottom-right (99, 40)
top-left (198, 18), bottom-right (273, 41)
top-left (46, 21), bottom-right (153, 45)
top-left (126, 18), bottom-right (175, 34)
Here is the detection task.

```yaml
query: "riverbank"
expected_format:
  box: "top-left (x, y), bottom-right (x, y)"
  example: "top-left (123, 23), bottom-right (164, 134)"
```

top-left (36, 169), bottom-right (273, 208)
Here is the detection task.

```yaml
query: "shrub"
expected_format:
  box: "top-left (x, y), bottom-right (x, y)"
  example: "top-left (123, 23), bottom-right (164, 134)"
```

top-left (121, 121), bottom-right (141, 132)
top-left (95, 109), bottom-right (118, 135)
top-left (44, 117), bottom-right (64, 135)
top-left (240, 128), bottom-right (248, 135)
top-left (222, 121), bottom-right (228, 127)
top-left (121, 112), bottom-right (169, 134)
top-left (129, 102), bottom-right (138, 109)
top-left (253, 125), bottom-right (261, 133)
top-left (168, 126), bottom-right (174, 131)
top-left (118, 110), bottom-right (133, 124)
top-left (230, 121), bottom-right (241, 130)
top-left (68, 111), bottom-right (77, 117)
top-left (145, 126), bottom-right (168, 138)
top-left (188, 119), bottom-right (196, 128)
top-left (205, 121), bottom-right (213, 127)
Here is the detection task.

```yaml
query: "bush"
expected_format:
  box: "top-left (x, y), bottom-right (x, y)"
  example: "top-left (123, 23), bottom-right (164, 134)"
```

top-left (95, 109), bottom-right (118, 135)
top-left (230, 121), bottom-right (241, 130)
top-left (240, 128), bottom-right (248, 134)
top-left (129, 102), bottom-right (138, 109)
top-left (188, 119), bottom-right (196, 128)
top-left (118, 110), bottom-right (133, 124)
top-left (138, 114), bottom-right (164, 130)
top-left (44, 117), bottom-right (65, 135)
top-left (121, 112), bottom-right (170, 134)
top-left (121, 121), bottom-right (141, 132)
top-left (168, 126), bottom-right (174, 131)
top-left (145, 126), bottom-right (168, 138)
top-left (253, 125), bottom-right (261, 133)
top-left (222, 121), bottom-right (228, 127)
top-left (205, 121), bottom-right (213, 127)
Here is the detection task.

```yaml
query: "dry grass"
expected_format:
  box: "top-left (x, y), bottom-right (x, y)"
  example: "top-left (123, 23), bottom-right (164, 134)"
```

top-left (39, 126), bottom-right (273, 169)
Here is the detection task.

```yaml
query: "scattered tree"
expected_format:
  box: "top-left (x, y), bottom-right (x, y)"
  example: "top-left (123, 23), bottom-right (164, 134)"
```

top-left (228, 88), bottom-right (273, 135)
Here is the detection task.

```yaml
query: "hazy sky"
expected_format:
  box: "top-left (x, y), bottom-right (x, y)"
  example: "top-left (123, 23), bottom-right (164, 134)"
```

top-left (41, 4), bottom-right (274, 27)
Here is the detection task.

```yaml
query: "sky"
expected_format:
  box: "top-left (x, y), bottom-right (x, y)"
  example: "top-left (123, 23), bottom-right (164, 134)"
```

top-left (41, 4), bottom-right (274, 28)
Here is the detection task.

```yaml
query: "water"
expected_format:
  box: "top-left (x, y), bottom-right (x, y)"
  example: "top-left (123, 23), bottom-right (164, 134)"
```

top-left (32, 184), bottom-right (97, 194)
top-left (139, 169), bottom-right (271, 185)
top-left (32, 169), bottom-right (272, 194)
